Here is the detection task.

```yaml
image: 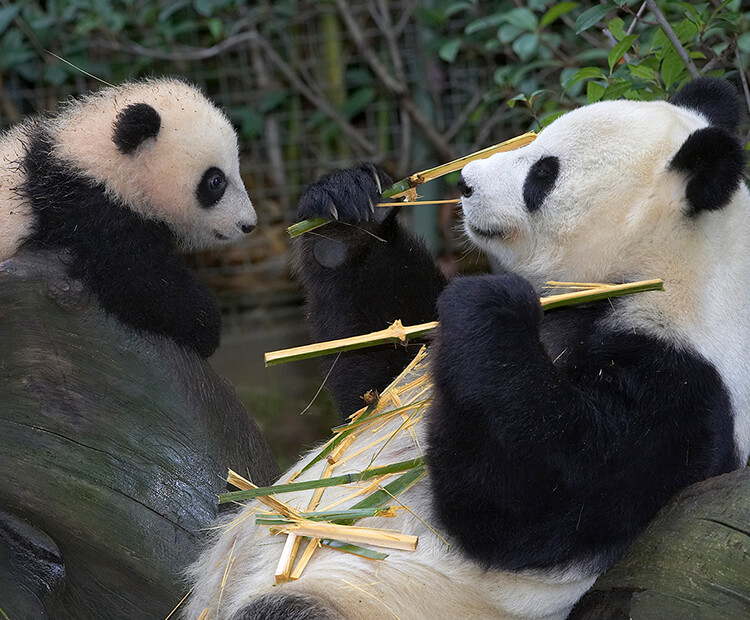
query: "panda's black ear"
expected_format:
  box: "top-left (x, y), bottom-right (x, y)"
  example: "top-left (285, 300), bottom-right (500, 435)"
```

top-left (671, 78), bottom-right (741, 133)
top-left (669, 126), bottom-right (745, 215)
top-left (112, 103), bottom-right (161, 155)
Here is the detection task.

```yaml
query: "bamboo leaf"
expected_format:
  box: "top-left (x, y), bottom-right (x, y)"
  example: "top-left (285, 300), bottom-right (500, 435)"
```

top-left (321, 540), bottom-right (388, 560)
top-left (219, 458), bottom-right (427, 504)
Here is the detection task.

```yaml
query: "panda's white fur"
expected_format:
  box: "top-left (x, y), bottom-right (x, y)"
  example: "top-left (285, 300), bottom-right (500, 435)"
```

top-left (185, 368), bottom-right (596, 620)
top-left (461, 100), bottom-right (750, 458)
top-left (187, 80), bottom-right (748, 618)
top-left (0, 77), bottom-right (256, 260)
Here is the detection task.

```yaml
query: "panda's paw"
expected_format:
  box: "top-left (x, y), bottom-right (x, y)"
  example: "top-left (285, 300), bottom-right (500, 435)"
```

top-left (437, 273), bottom-right (542, 338)
top-left (296, 163), bottom-right (393, 227)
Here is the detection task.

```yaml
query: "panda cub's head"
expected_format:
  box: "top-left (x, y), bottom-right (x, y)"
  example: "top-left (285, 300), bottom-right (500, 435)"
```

top-left (459, 78), bottom-right (746, 289)
top-left (49, 77), bottom-right (256, 249)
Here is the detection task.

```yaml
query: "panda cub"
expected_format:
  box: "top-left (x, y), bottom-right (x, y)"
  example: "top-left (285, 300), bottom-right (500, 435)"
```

top-left (187, 78), bottom-right (749, 619)
top-left (0, 78), bottom-right (256, 357)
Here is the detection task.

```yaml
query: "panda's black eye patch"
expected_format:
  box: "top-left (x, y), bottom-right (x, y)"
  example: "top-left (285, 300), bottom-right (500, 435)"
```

top-left (197, 167), bottom-right (227, 209)
top-left (523, 156), bottom-right (559, 212)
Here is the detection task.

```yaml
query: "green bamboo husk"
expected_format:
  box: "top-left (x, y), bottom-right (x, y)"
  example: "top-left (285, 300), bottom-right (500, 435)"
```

top-left (219, 457), bottom-right (426, 504)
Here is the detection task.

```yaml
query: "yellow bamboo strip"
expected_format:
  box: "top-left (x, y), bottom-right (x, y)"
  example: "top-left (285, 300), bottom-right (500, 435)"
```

top-left (378, 199), bottom-right (461, 207)
top-left (281, 521), bottom-right (418, 551)
top-left (395, 373), bottom-right (431, 395)
top-left (275, 533), bottom-right (302, 584)
top-left (226, 470), bottom-right (299, 518)
top-left (317, 476), bottom-right (391, 512)
top-left (290, 537), bottom-right (320, 580)
top-left (198, 609), bottom-right (208, 620)
top-left (391, 131), bottom-right (538, 197)
top-left (335, 432), bottom-right (397, 468)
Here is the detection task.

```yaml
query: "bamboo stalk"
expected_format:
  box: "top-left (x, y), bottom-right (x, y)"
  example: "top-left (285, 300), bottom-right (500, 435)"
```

top-left (219, 458), bottom-right (426, 504)
top-left (287, 132), bottom-right (537, 237)
top-left (280, 522), bottom-right (418, 552)
top-left (265, 320), bottom-right (437, 367)
top-left (264, 279), bottom-right (664, 366)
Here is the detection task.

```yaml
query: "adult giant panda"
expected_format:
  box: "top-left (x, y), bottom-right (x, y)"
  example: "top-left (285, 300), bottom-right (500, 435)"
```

top-left (186, 78), bottom-right (749, 619)
top-left (0, 78), bottom-right (256, 357)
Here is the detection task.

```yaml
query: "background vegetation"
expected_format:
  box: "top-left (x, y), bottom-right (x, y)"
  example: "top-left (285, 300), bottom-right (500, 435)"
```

top-left (1, 0), bottom-right (748, 464)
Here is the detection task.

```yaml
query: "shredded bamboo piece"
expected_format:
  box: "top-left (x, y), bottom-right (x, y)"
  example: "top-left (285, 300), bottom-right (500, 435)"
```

top-left (275, 533), bottom-right (302, 584)
top-left (281, 521), bottom-right (418, 551)
top-left (290, 537), bottom-right (320, 580)
top-left (226, 470), bottom-right (300, 518)
top-left (264, 279), bottom-right (664, 366)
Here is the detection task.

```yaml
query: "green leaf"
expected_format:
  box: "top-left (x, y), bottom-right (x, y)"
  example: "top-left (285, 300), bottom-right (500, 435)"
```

top-left (439, 38), bottom-right (461, 63)
top-left (505, 7), bottom-right (538, 32)
top-left (341, 87), bottom-right (377, 119)
top-left (193, 0), bottom-right (214, 16)
top-left (465, 13), bottom-right (505, 35)
top-left (574, 4), bottom-right (612, 33)
top-left (507, 93), bottom-right (528, 109)
top-left (497, 23), bottom-right (523, 44)
top-left (445, 1), bottom-right (474, 17)
top-left (512, 32), bottom-right (538, 61)
top-left (321, 540), bottom-right (389, 560)
top-left (540, 110), bottom-right (567, 127)
top-left (608, 34), bottom-right (638, 72)
top-left (676, 2), bottom-right (704, 27)
top-left (601, 80), bottom-right (632, 100)
top-left (628, 60), bottom-right (657, 81)
top-left (661, 47), bottom-right (686, 89)
top-left (561, 66), bottom-right (606, 90)
top-left (207, 17), bottom-right (223, 41)
top-left (607, 17), bottom-right (626, 41)
top-left (587, 80), bottom-right (606, 103)
top-left (540, 2), bottom-right (578, 28)
top-left (738, 32), bottom-right (750, 54)
top-left (260, 90), bottom-right (287, 114)
top-left (0, 5), bottom-right (19, 35)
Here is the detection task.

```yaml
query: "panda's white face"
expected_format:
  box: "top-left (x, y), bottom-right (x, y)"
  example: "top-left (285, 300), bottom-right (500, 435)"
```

top-left (460, 100), bottom-right (711, 288)
top-left (50, 79), bottom-right (257, 250)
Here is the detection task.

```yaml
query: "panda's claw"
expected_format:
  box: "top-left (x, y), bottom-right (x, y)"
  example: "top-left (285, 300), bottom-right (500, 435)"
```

top-left (329, 202), bottom-right (339, 221)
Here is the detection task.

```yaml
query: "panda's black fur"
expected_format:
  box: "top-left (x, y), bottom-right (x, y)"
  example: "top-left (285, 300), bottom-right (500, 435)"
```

top-left (292, 78), bottom-right (745, 573)
top-left (21, 130), bottom-right (221, 358)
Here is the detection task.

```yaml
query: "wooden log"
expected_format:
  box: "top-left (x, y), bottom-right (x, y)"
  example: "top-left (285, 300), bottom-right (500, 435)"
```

top-left (0, 250), bottom-right (280, 620)
top-left (571, 467), bottom-right (750, 618)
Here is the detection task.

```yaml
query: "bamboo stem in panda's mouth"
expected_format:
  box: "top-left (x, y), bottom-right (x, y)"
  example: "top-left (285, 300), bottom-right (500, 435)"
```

top-left (287, 131), bottom-right (538, 238)
top-left (263, 279), bottom-right (665, 366)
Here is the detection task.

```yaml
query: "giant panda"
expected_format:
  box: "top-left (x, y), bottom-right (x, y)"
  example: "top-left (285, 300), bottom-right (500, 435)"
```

top-left (186, 78), bottom-right (749, 619)
top-left (0, 77), bottom-right (256, 357)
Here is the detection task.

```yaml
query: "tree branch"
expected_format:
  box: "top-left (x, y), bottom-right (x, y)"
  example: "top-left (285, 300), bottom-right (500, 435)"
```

top-left (100, 32), bottom-right (378, 157)
top-left (334, 0), bottom-right (455, 162)
top-left (645, 0), bottom-right (700, 79)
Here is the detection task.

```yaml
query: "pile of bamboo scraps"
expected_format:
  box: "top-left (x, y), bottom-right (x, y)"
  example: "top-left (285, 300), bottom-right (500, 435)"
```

top-left (220, 346), bottom-right (434, 583)
top-left (218, 278), bottom-right (666, 586)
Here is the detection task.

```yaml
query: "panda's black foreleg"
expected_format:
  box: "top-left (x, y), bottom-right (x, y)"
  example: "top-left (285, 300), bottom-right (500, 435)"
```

top-left (71, 228), bottom-right (221, 358)
top-left (293, 164), bottom-right (446, 416)
top-left (426, 272), bottom-right (737, 572)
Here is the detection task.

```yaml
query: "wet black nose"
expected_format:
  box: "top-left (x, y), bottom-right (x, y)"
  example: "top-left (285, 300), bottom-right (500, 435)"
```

top-left (241, 223), bottom-right (256, 234)
top-left (457, 175), bottom-right (473, 198)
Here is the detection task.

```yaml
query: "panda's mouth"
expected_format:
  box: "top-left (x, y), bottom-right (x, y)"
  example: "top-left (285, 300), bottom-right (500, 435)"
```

top-left (467, 223), bottom-right (515, 241)
top-left (213, 230), bottom-right (230, 241)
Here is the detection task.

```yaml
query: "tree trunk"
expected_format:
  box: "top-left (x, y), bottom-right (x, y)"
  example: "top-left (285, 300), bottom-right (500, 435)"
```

top-left (0, 251), bottom-right (280, 619)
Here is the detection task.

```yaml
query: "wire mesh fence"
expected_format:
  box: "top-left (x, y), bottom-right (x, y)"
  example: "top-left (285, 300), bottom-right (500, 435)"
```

top-left (0, 1), bottom-right (504, 335)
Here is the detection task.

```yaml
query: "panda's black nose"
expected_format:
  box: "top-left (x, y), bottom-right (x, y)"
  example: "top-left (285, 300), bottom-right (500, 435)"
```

top-left (240, 223), bottom-right (256, 234)
top-left (457, 175), bottom-right (473, 198)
